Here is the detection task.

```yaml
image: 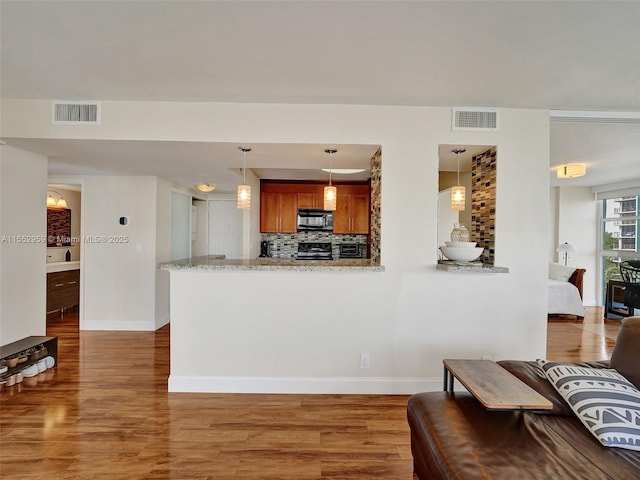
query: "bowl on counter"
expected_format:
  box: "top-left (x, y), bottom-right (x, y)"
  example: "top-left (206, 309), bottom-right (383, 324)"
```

top-left (444, 241), bottom-right (477, 248)
top-left (439, 246), bottom-right (484, 263)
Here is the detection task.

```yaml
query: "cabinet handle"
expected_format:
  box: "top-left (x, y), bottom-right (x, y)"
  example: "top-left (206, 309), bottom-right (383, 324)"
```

top-left (68, 281), bottom-right (77, 285)
top-left (55, 283), bottom-right (64, 287)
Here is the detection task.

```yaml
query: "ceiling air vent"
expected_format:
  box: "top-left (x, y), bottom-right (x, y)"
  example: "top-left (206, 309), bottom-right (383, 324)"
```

top-left (452, 108), bottom-right (499, 131)
top-left (52, 101), bottom-right (101, 125)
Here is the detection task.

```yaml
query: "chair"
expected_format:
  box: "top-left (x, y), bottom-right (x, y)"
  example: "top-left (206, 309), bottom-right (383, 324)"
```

top-left (619, 261), bottom-right (640, 314)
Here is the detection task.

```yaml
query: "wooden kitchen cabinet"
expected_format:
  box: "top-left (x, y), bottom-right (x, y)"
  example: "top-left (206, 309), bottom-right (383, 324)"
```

top-left (260, 181), bottom-right (370, 234)
top-left (260, 191), bottom-right (297, 233)
top-left (333, 186), bottom-right (370, 234)
top-left (46, 269), bottom-right (80, 313)
top-left (297, 192), bottom-right (323, 209)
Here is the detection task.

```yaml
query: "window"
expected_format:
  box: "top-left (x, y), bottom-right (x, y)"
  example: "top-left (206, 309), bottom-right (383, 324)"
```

top-left (600, 195), bottom-right (640, 291)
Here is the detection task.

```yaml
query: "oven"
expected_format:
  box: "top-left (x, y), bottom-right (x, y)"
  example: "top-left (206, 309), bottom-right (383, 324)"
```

top-left (297, 242), bottom-right (333, 260)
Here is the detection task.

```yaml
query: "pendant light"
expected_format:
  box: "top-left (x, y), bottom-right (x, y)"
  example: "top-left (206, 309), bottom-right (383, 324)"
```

top-left (450, 148), bottom-right (466, 211)
top-left (237, 147), bottom-right (251, 209)
top-left (323, 148), bottom-right (337, 211)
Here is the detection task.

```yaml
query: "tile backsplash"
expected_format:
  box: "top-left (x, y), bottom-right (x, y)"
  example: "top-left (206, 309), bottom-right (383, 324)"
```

top-left (261, 232), bottom-right (368, 258)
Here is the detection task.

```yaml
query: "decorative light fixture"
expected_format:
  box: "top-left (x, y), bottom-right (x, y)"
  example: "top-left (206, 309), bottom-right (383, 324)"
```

top-left (556, 164), bottom-right (586, 179)
top-left (556, 242), bottom-right (577, 266)
top-left (237, 147), bottom-right (252, 209)
top-left (323, 148), bottom-right (337, 211)
top-left (450, 148), bottom-right (466, 211)
top-left (46, 190), bottom-right (68, 208)
top-left (195, 183), bottom-right (216, 193)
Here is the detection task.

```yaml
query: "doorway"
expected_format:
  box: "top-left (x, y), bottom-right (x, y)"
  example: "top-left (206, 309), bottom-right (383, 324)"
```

top-left (46, 183), bottom-right (82, 330)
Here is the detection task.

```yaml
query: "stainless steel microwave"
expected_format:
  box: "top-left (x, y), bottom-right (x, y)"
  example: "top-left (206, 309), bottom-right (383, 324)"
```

top-left (297, 209), bottom-right (334, 232)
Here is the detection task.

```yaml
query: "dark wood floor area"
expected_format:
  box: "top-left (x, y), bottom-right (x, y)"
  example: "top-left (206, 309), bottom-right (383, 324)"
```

top-left (0, 307), bottom-right (621, 479)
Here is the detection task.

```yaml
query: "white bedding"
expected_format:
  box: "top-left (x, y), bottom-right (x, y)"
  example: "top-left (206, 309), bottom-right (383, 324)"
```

top-left (548, 279), bottom-right (584, 317)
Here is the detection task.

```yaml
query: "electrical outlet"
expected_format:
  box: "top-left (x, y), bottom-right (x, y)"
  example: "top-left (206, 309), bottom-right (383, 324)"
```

top-left (481, 355), bottom-right (492, 361)
top-left (360, 353), bottom-right (370, 369)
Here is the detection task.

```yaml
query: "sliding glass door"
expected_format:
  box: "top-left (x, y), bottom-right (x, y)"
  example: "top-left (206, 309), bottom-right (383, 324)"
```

top-left (599, 194), bottom-right (639, 316)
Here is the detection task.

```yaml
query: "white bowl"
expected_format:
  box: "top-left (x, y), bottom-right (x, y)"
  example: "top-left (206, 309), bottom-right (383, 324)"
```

top-left (444, 241), bottom-right (477, 248)
top-left (439, 246), bottom-right (484, 262)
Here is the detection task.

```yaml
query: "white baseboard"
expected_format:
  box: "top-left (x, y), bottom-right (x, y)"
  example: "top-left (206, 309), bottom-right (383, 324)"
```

top-left (167, 375), bottom-right (443, 395)
top-left (155, 313), bottom-right (170, 329)
top-left (81, 320), bottom-right (157, 331)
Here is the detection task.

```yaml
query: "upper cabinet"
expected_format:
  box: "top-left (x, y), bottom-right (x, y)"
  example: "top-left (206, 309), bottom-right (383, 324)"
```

top-left (260, 181), bottom-right (370, 234)
top-left (333, 185), bottom-right (370, 234)
top-left (260, 191), bottom-right (297, 233)
top-left (297, 192), bottom-right (322, 209)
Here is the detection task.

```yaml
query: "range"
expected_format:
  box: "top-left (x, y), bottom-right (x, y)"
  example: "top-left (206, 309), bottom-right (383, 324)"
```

top-left (297, 242), bottom-right (332, 260)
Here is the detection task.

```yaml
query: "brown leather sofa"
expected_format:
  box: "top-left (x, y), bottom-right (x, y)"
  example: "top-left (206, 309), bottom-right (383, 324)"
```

top-left (407, 318), bottom-right (640, 479)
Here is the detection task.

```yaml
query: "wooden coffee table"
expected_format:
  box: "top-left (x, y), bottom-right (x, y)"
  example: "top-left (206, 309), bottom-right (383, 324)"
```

top-left (443, 359), bottom-right (553, 411)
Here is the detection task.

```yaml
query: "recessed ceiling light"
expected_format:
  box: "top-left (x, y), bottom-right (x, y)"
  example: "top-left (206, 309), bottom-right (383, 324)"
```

top-left (321, 168), bottom-right (367, 174)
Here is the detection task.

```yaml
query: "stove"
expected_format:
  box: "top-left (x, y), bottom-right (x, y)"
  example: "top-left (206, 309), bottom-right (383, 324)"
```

top-left (297, 242), bottom-right (333, 260)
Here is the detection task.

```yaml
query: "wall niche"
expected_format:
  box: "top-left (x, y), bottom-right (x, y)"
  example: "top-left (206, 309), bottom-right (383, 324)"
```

top-left (438, 145), bottom-right (496, 266)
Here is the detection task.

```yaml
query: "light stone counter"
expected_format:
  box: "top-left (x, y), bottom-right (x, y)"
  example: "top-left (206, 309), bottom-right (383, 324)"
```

top-left (436, 260), bottom-right (509, 273)
top-left (159, 255), bottom-right (384, 272)
top-left (46, 261), bottom-right (80, 273)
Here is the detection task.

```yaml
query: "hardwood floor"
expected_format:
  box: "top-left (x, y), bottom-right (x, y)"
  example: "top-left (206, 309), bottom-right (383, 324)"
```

top-left (546, 306), bottom-right (620, 361)
top-left (0, 307), bottom-right (622, 479)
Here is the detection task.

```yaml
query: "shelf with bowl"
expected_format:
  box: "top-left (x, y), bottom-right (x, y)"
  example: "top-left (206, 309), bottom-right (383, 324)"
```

top-left (437, 241), bottom-right (509, 273)
top-left (439, 241), bottom-right (484, 263)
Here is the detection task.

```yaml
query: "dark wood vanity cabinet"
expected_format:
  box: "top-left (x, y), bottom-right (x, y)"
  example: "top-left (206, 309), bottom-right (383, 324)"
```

top-left (46, 269), bottom-right (79, 313)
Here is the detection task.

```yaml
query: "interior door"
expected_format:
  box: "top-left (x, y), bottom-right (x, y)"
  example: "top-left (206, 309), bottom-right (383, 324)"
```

top-left (208, 199), bottom-right (242, 259)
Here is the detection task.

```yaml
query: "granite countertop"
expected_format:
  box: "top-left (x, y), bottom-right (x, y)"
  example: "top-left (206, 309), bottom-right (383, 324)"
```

top-left (436, 260), bottom-right (509, 273)
top-left (159, 255), bottom-right (385, 272)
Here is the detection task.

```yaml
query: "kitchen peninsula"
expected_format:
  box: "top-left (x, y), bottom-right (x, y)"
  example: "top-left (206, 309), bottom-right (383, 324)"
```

top-left (159, 255), bottom-right (384, 272)
top-left (159, 254), bottom-right (389, 395)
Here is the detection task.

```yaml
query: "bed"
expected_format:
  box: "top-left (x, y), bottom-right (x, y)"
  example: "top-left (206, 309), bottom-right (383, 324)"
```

top-left (548, 262), bottom-right (585, 319)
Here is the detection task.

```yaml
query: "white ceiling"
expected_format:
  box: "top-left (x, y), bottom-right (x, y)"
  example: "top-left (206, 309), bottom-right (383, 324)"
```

top-left (1, 1), bottom-right (639, 192)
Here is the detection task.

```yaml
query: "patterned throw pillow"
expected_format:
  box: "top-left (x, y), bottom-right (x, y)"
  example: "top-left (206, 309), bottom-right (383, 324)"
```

top-left (537, 360), bottom-right (640, 451)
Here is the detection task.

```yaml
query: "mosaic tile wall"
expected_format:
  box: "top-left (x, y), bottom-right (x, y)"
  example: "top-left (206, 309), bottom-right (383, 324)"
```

top-left (261, 232), bottom-right (369, 259)
top-left (471, 147), bottom-right (497, 265)
top-left (370, 148), bottom-right (382, 263)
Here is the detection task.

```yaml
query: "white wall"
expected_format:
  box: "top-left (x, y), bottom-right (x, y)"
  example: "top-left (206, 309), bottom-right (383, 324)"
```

top-left (554, 186), bottom-right (599, 306)
top-left (81, 175), bottom-right (161, 330)
top-left (0, 145), bottom-right (47, 345)
top-left (155, 177), bottom-right (172, 330)
top-left (158, 103), bottom-right (548, 394)
top-left (1, 100), bottom-right (550, 393)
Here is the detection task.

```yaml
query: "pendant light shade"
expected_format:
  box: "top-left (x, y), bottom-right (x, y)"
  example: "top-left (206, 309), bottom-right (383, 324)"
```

top-left (237, 147), bottom-right (252, 210)
top-left (323, 148), bottom-right (337, 211)
top-left (450, 148), bottom-right (466, 211)
top-left (451, 185), bottom-right (465, 210)
top-left (237, 184), bottom-right (251, 209)
top-left (324, 185), bottom-right (337, 211)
